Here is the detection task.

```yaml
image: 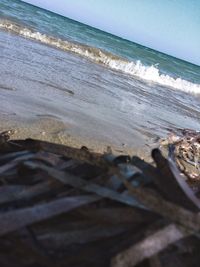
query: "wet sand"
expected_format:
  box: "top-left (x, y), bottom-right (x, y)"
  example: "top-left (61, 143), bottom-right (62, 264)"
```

top-left (0, 111), bottom-right (156, 162)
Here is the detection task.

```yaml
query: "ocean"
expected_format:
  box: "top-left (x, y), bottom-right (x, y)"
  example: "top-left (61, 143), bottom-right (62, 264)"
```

top-left (0, 0), bottom-right (200, 155)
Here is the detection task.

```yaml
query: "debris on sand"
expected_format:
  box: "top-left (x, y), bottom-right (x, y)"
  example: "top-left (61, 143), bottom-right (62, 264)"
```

top-left (0, 130), bottom-right (200, 267)
top-left (161, 129), bottom-right (200, 194)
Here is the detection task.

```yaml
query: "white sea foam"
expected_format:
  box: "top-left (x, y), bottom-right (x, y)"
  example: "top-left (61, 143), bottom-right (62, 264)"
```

top-left (106, 60), bottom-right (200, 94)
top-left (1, 19), bottom-right (200, 94)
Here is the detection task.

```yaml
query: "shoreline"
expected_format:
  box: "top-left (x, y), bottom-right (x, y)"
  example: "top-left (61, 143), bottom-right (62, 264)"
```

top-left (1, 27), bottom-right (199, 165)
top-left (0, 115), bottom-right (157, 162)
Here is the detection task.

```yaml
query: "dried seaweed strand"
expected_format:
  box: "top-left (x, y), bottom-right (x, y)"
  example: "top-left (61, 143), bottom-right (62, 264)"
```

top-left (111, 224), bottom-right (188, 267)
top-left (25, 160), bottom-right (200, 232)
top-left (25, 161), bottom-right (145, 209)
top-left (0, 181), bottom-right (53, 205)
top-left (117, 171), bottom-right (200, 232)
top-left (0, 195), bottom-right (100, 236)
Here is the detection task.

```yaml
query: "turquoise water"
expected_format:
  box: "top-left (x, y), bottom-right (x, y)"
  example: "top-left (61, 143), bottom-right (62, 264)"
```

top-left (0, 0), bottom-right (200, 151)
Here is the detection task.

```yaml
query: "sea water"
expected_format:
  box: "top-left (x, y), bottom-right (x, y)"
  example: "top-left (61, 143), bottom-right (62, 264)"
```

top-left (0, 0), bottom-right (200, 152)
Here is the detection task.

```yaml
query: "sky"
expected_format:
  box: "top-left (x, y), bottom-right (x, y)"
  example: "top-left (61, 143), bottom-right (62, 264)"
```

top-left (23, 0), bottom-right (200, 66)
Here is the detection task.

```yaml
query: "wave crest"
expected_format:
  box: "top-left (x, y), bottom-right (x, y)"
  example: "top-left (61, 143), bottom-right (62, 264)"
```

top-left (0, 19), bottom-right (200, 94)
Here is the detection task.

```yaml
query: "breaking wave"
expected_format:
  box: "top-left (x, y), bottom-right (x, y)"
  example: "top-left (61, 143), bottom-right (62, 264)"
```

top-left (1, 19), bottom-right (200, 94)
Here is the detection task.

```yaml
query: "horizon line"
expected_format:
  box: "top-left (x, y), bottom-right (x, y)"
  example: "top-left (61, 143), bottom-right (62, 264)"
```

top-left (21, 0), bottom-right (200, 67)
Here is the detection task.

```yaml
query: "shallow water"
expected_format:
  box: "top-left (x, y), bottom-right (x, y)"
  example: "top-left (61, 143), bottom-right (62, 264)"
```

top-left (0, 0), bottom-right (200, 156)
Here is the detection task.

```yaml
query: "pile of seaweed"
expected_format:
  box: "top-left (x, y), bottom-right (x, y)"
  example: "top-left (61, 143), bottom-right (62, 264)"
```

top-left (161, 129), bottom-right (200, 190)
top-left (0, 130), bottom-right (200, 267)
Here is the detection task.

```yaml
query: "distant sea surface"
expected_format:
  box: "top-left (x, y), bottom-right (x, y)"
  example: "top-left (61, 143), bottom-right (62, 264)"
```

top-left (0, 0), bottom-right (200, 153)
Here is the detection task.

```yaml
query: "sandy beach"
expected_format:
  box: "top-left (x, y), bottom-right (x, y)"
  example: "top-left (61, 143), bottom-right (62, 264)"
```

top-left (1, 2), bottom-right (200, 267)
top-left (0, 109), bottom-right (157, 162)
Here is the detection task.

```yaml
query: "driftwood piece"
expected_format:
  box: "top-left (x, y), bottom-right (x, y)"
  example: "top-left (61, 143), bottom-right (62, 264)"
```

top-left (111, 224), bottom-right (188, 267)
